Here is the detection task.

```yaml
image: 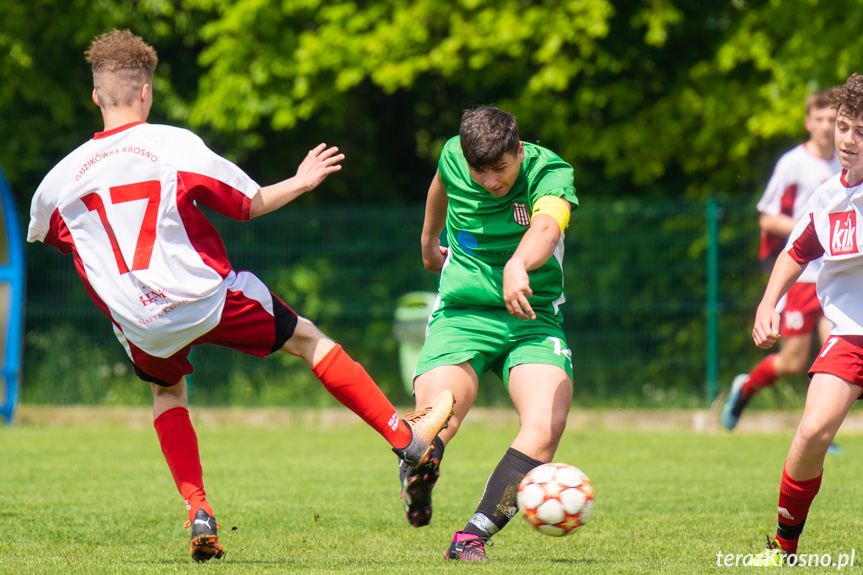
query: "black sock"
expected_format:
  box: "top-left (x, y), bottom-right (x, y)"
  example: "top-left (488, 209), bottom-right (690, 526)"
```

top-left (463, 448), bottom-right (543, 538)
top-left (777, 518), bottom-right (806, 542)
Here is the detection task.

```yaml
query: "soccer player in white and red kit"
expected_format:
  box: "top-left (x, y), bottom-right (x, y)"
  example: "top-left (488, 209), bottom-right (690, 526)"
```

top-left (722, 91), bottom-right (839, 430)
top-left (747, 72), bottom-right (863, 565)
top-left (27, 29), bottom-right (454, 562)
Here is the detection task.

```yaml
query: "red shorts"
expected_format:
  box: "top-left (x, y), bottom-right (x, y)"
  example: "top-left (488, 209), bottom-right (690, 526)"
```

top-left (129, 271), bottom-right (298, 386)
top-left (779, 282), bottom-right (823, 337)
top-left (809, 335), bottom-right (863, 388)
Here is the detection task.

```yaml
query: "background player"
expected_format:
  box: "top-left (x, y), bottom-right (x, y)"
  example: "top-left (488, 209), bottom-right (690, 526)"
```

top-left (398, 106), bottom-right (577, 562)
top-left (26, 29), bottom-right (454, 562)
top-left (749, 72), bottom-right (863, 565)
top-left (722, 91), bottom-right (839, 431)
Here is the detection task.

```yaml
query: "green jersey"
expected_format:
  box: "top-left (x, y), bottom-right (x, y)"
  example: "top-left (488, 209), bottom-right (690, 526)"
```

top-left (437, 137), bottom-right (578, 316)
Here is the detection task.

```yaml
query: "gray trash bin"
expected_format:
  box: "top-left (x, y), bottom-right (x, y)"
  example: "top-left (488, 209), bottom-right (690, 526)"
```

top-left (393, 291), bottom-right (437, 394)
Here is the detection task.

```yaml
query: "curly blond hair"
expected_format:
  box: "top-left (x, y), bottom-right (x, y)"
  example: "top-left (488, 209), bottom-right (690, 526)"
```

top-left (830, 73), bottom-right (863, 121)
top-left (85, 29), bottom-right (158, 108)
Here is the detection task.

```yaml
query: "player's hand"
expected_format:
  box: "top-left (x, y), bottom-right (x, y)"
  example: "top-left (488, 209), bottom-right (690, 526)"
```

top-left (422, 240), bottom-right (448, 273)
top-left (752, 304), bottom-right (781, 349)
top-left (503, 259), bottom-right (535, 320)
top-left (295, 143), bottom-right (345, 192)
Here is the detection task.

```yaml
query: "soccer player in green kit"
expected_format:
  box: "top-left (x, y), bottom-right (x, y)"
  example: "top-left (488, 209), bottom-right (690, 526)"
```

top-left (398, 106), bottom-right (578, 562)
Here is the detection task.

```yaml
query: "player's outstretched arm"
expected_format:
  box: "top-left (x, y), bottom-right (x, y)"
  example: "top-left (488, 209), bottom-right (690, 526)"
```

top-left (503, 209), bottom-right (567, 320)
top-left (250, 144), bottom-right (344, 218)
top-left (421, 170), bottom-right (449, 273)
top-left (753, 250), bottom-right (806, 349)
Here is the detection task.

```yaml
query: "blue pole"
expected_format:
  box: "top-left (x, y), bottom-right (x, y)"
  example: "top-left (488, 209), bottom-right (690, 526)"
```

top-left (0, 166), bottom-right (24, 424)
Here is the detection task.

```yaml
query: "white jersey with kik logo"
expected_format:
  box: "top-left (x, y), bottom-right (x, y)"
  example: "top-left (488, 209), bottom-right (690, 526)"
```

top-left (787, 170), bottom-right (863, 335)
top-left (28, 122), bottom-right (260, 357)
top-left (757, 143), bottom-right (840, 283)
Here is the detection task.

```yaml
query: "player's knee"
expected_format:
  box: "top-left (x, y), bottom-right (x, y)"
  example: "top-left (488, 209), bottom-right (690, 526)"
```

top-left (280, 316), bottom-right (327, 358)
top-left (523, 414), bottom-right (567, 446)
top-left (151, 379), bottom-right (188, 418)
top-left (795, 418), bottom-right (834, 453)
top-left (783, 356), bottom-right (809, 374)
top-left (550, 412), bottom-right (569, 440)
top-left (775, 348), bottom-right (809, 375)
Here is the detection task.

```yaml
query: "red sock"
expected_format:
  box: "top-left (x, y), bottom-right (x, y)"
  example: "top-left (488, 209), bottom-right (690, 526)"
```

top-left (775, 463), bottom-right (822, 553)
top-left (742, 355), bottom-right (778, 398)
top-left (154, 407), bottom-right (212, 522)
top-left (313, 344), bottom-right (411, 449)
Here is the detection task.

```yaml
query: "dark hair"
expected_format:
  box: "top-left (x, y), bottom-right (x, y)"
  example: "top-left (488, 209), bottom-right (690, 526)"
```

top-left (805, 89), bottom-right (832, 114)
top-left (459, 106), bottom-right (520, 169)
top-left (830, 73), bottom-right (863, 121)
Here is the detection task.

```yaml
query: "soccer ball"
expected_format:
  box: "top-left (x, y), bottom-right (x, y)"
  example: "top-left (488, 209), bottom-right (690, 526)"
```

top-left (517, 462), bottom-right (594, 537)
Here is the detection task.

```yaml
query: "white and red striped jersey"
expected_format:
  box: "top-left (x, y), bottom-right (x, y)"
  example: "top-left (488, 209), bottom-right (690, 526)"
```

top-left (787, 170), bottom-right (863, 335)
top-left (28, 122), bottom-right (261, 357)
top-left (757, 143), bottom-right (840, 282)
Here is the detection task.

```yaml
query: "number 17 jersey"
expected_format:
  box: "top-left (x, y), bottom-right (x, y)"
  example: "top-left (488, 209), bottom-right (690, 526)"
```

top-left (27, 122), bottom-right (261, 358)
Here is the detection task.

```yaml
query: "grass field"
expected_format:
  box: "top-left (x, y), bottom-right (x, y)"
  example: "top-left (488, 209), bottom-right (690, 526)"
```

top-left (2, 408), bottom-right (862, 574)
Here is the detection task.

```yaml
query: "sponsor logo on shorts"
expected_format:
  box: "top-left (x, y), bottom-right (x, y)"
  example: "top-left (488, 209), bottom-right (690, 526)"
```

top-left (829, 211), bottom-right (858, 255)
top-left (784, 310), bottom-right (804, 331)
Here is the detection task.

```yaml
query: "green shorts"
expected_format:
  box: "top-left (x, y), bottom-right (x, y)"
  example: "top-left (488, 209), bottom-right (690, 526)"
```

top-left (415, 306), bottom-right (573, 387)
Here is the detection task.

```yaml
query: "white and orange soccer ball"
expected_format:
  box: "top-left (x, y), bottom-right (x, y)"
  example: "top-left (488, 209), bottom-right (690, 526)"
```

top-left (517, 462), bottom-right (594, 537)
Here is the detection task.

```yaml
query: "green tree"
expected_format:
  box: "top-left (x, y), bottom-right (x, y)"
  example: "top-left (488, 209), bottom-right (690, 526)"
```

top-left (0, 0), bottom-right (205, 198)
top-left (181, 0), bottom-right (863, 201)
top-left (7, 0), bottom-right (863, 205)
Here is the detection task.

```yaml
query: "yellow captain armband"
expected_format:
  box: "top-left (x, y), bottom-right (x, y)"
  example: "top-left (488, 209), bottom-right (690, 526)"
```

top-left (531, 195), bottom-right (571, 232)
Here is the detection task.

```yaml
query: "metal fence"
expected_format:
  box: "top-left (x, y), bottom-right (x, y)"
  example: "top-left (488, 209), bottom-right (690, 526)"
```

top-left (22, 197), bottom-right (777, 408)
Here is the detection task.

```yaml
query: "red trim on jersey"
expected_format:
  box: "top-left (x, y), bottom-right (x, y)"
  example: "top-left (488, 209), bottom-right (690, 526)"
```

top-left (759, 183), bottom-right (798, 261)
top-left (177, 171), bottom-right (252, 221)
top-left (43, 208), bottom-right (74, 254)
top-left (778, 183), bottom-right (797, 217)
top-left (788, 215), bottom-right (824, 263)
top-left (174, 171), bottom-right (251, 279)
top-left (92, 121), bottom-right (147, 140)
top-left (44, 208), bottom-right (117, 323)
top-left (839, 168), bottom-right (863, 188)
